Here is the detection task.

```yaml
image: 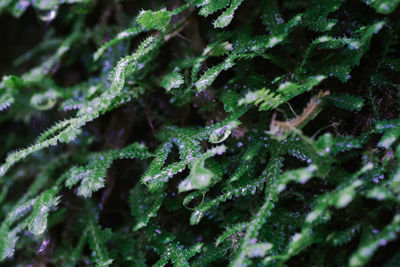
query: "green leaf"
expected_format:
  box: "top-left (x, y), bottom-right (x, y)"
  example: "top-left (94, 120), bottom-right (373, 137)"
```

top-left (0, 228), bottom-right (19, 260)
top-left (94, 25), bottom-right (144, 61)
top-left (129, 184), bottom-right (165, 230)
top-left (260, 0), bottom-right (282, 34)
top-left (195, 57), bottom-right (235, 91)
top-left (378, 128), bottom-right (400, 149)
top-left (209, 121), bottom-right (240, 143)
top-left (232, 196), bottom-right (275, 266)
top-left (216, 222), bottom-right (247, 246)
top-left (161, 72), bottom-right (184, 91)
top-left (376, 118), bottom-right (400, 132)
top-left (198, 0), bottom-right (230, 17)
top-left (240, 75), bottom-right (326, 111)
top-left (277, 165), bottom-right (318, 193)
top-left (86, 211), bottom-right (113, 267)
top-left (178, 145), bottom-right (226, 192)
top-left (301, 0), bottom-right (343, 32)
top-left (209, 41), bottom-right (233, 56)
top-left (66, 142), bottom-right (150, 197)
top-left (328, 93), bottom-right (365, 111)
top-left (28, 189), bottom-right (60, 235)
top-left (65, 158), bottom-right (112, 198)
top-left (298, 22), bottom-right (385, 82)
top-left (349, 215), bottom-right (400, 267)
top-left (137, 9), bottom-right (171, 31)
top-left (0, 91), bottom-right (14, 112)
top-left (30, 89), bottom-right (59, 110)
top-left (362, 0), bottom-right (400, 14)
top-left (327, 225), bottom-right (361, 247)
top-left (239, 87), bottom-right (282, 111)
top-left (220, 90), bottom-right (239, 112)
top-left (213, 0), bottom-right (244, 28)
top-left (179, 164), bottom-right (214, 192)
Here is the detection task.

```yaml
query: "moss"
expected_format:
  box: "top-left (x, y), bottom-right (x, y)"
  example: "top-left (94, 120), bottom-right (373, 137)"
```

top-left (0, 0), bottom-right (399, 266)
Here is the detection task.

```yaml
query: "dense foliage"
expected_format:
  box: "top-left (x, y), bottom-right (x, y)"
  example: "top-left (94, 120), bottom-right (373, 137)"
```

top-left (0, 0), bottom-right (400, 266)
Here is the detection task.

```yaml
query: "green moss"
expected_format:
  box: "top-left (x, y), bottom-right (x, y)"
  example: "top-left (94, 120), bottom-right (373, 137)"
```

top-left (0, 0), bottom-right (399, 266)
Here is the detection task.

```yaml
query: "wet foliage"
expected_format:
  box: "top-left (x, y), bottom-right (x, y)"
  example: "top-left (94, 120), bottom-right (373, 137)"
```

top-left (0, 0), bottom-right (400, 266)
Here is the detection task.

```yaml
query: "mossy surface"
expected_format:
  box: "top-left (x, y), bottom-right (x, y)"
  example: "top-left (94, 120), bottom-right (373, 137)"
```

top-left (0, 0), bottom-right (399, 266)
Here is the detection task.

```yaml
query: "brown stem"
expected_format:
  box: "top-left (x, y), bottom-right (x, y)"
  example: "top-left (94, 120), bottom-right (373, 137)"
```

top-left (145, 98), bottom-right (157, 137)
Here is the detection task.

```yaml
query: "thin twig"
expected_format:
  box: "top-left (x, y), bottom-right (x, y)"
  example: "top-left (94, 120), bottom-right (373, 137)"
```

top-left (145, 99), bottom-right (157, 137)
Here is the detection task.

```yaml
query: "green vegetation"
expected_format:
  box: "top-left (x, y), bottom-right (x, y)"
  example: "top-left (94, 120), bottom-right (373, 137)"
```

top-left (0, 0), bottom-right (399, 266)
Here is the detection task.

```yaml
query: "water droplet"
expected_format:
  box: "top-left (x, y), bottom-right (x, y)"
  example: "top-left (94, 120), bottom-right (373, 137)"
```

top-left (37, 7), bottom-right (58, 22)
top-left (38, 237), bottom-right (50, 253)
top-left (191, 210), bottom-right (204, 224)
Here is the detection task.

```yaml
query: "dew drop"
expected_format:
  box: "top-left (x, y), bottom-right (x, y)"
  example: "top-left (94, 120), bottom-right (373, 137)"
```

top-left (37, 7), bottom-right (58, 22)
top-left (38, 238), bottom-right (50, 253)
